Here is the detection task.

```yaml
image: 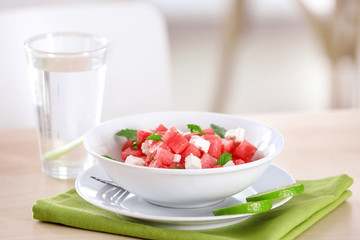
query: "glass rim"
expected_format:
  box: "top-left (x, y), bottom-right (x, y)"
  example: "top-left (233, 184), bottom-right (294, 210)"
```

top-left (24, 31), bottom-right (109, 56)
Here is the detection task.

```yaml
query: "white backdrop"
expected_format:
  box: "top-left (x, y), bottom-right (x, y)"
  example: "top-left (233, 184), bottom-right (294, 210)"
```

top-left (0, 1), bottom-right (171, 129)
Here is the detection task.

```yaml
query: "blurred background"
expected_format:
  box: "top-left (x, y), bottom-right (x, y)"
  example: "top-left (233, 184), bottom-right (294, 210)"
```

top-left (1, 0), bottom-right (359, 129)
top-left (151, 0), bottom-right (360, 113)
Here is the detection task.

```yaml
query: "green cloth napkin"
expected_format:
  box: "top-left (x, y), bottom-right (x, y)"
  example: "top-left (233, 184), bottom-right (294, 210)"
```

top-left (33, 174), bottom-right (353, 240)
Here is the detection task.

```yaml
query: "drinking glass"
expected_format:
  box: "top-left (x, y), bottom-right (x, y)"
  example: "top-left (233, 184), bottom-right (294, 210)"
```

top-left (24, 32), bottom-right (108, 179)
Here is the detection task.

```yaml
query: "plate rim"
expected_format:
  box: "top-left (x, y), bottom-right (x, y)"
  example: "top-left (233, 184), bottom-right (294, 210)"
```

top-left (75, 163), bottom-right (295, 224)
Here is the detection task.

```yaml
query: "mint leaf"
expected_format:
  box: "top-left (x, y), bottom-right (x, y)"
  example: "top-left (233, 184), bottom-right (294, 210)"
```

top-left (130, 140), bottom-right (141, 149)
top-left (147, 132), bottom-right (163, 141)
top-left (171, 166), bottom-right (185, 169)
top-left (116, 129), bottom-right (137, 141)
top-left (211, 124), bottom-right (227, 138)
top-left (187, 124), bottom-right (206, 135)
top-left (216, 152), bottom-right (232, 166)
top-left (103, 155), bottom-right (117, 161)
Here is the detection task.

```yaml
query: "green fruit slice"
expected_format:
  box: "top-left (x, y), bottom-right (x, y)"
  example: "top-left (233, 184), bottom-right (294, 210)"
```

top-left (246, 183), bottom-right (304, 202)
top-left (212, 199), bottom-right (273, 216)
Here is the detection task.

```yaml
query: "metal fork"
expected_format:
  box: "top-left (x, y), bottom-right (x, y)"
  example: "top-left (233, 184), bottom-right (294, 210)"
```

top-left (90, 176), bottom-right (122, 188)
top-left (91, 176), bottom-right (130, 204)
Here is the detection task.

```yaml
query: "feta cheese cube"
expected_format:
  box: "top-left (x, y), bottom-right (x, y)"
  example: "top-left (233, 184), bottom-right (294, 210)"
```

top-left (141, 142), bottom-right (149, 155)
top-left (173, 154), bottom-right (181, 163)
top-left (225, 127), bottom-right (245, 143)
top-left (185, 154), bottom-right (202, 169)
top-left (125, 155), bottom-right (145, 166)
top-left (223, 160), bottom-right (235, 167)
top-left (189, 135), bottom-right (210, 152)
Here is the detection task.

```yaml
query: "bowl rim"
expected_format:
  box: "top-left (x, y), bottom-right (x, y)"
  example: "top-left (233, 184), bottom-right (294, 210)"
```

top-left (84, 111), bottom-right (285, 175)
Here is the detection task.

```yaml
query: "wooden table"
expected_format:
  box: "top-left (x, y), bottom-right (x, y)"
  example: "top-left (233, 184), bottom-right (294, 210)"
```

top-left (1, 109), bottom-right (359, 239)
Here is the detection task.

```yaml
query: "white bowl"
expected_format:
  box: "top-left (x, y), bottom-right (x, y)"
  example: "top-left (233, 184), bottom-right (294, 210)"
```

top-left (83, 111), bottom-right (284, 208)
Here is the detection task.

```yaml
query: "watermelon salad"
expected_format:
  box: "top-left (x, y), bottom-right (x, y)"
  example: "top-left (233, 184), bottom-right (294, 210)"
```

top-left (105, 124), bottom-right (259, 169)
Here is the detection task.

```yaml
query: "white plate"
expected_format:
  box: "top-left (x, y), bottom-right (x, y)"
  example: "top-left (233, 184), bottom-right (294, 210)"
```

top-left (75, 164), bottom-right (295, 230)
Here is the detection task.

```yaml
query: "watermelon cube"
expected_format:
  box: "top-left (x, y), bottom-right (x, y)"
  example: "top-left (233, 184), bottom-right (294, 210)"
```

top-left (234, 159), bottom-right (245, 165)
top-left (168, 158), bottom-right (185, 169)
top-left (162, 126), bottom-right (189, 154)
top-left (149, 159), bottom-right (163, 168)
top-left (203, 134), bottom-right (222, 159)
top-left (221, 138), bottom-right (235, 154)
top-left (178, 161), bottom-right (185, 169)
top-left (154, 147), bottom-right (174, 166)
top-left (155, 124), bottom-right (168, 135)
top-left (203, 128), bottom-right (215, 135)
top-left (122, 140), bottom-right (135, 150)
top-left (137, 129), bottom-right (153, 142)
top-left (158, 141), bottom-right (172, 152)
top-left (200, 153), bottom-right (217, 168)
top-left (144, 139), bottom-right (171, 155)
top-left (121, 147), bottom-right (144, 161)
top-left (166, 161), bottom-right (183, 169)
top-left (234, 139), bottom-right (257, 163)
top-left (152, 141), bottom-right (172, 153)
top-left (144, 153), bottom-right (153, 165)
top-left (184, 132), bottom-right (195, 141)
top-left (181, 143), bottom-right (202, 159)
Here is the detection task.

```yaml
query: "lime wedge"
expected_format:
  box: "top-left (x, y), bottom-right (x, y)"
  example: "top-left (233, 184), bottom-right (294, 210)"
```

top-left (212, 199), bottom-right (273, 216)
top-left (42, 137), bottom-right (83, 161)
top-left (246, 183), bottom-right (304, 202)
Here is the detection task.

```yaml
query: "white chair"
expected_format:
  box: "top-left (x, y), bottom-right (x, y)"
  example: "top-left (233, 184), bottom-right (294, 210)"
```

top-left (0, 1), bottom-right (172, 129)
